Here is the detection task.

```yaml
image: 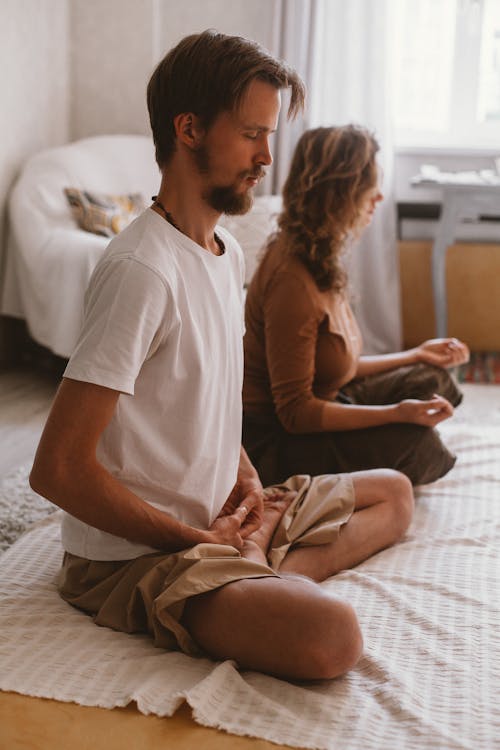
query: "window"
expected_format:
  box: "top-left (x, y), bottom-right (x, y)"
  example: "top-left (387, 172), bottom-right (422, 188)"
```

top-left (392, 0), bottom-right (500, 151)
top-left (478, 0), bottom-right (500, 123)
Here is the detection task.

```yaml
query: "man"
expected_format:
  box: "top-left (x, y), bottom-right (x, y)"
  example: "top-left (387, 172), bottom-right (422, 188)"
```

top-left (31, 30), bottom-right (413, 681)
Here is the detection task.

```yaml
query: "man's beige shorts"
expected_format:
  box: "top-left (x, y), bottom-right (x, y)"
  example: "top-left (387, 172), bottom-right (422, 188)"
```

top-left (59, 474), bottom-right (354, 656)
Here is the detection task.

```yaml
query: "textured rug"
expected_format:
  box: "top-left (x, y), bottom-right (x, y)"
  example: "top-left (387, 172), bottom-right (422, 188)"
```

top-left (0, 463), bottom-right (57, 553)
top-left (1, 416), bottom-right (499, 750)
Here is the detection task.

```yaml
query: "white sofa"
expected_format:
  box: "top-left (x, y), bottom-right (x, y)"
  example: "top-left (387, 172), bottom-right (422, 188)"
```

top-left (1, 134), bottom-right (281, 358)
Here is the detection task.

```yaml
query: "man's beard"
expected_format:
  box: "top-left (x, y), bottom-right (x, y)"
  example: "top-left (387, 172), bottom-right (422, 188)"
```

top-left (206, 184), bottom-right (253, 215)
top-left (194, 144), bottom-right (264, 216)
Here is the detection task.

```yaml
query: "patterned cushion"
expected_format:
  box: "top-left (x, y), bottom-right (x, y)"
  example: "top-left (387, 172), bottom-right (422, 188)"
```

top-left (64, 188), bottom-right (145, 237)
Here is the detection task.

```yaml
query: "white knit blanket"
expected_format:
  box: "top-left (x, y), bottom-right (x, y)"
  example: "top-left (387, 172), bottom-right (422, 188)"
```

top-left (1, 421), bottom-right (499, 750)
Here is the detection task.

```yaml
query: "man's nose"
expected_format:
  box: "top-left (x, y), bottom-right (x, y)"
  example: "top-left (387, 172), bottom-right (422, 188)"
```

top-left (256, 136), bottom-right (273, 167)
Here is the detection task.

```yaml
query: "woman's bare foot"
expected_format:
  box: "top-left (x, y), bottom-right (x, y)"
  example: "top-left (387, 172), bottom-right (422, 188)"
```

top-left (242, 490), bottom-right (296, 565)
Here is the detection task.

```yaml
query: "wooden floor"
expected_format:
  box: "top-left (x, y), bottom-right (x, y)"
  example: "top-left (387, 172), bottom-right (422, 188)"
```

top-left (0, 364), bottom-right (60, 477)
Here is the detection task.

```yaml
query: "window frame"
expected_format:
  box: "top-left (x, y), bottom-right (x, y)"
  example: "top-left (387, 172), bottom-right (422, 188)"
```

top-left (393, 0), bottom-right (500, 152)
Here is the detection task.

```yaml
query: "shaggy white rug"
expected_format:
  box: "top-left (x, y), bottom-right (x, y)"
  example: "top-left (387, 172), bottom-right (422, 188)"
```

top-left (0, 463), bottom-right (57, 553)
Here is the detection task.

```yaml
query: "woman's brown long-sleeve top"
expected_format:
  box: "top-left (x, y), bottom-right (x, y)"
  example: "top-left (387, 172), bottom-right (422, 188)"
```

top-left (243, 241), bottom-right (363, 434)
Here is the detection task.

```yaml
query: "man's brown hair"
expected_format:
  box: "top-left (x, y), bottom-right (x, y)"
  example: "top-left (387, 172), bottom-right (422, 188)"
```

top-left (147, 29), bottom-right (305, 169)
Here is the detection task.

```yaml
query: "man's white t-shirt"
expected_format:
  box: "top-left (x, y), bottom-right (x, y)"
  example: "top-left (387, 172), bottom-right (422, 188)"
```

top-left (61, 209), bottom-right (245, 561)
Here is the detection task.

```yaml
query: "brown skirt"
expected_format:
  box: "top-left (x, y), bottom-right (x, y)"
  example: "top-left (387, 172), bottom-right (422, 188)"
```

top-left (243, 364), bottom-right (463, 487)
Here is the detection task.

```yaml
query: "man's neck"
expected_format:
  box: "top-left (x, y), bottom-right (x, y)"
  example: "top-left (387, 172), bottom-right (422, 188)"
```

top-left (153, 164), bottom-right (223, 256)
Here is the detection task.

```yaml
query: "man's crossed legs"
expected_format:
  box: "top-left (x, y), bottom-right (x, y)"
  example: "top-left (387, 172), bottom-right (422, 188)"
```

top-left (183, 468), bottom-right (413, 680)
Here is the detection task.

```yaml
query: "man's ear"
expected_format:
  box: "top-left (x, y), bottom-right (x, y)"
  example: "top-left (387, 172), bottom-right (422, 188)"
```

top-left (173, 113), bottom-right (204, 149)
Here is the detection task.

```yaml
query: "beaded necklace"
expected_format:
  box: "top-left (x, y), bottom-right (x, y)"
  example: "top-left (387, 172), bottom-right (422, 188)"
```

top-left (152, 196), bottom-right (225, 255)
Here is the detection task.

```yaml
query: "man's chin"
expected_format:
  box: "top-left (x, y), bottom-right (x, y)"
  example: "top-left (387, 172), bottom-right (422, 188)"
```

top-left (205, 186), bottom-right (254, 216)
top-left (223, 193), bottom-right (254, 216)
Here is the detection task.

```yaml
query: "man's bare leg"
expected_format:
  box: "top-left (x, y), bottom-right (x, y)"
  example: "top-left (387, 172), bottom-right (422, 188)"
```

top-left (182, 469), bottom-right (411, 680)
top-left (279, 468), bottom-right (414, 582)
top-left (182, 490), bottom-right (363, 681)
top-left (182, 570), bottom-right (363, 680)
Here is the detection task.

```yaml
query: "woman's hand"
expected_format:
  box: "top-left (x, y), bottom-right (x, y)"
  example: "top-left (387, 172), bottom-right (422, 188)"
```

top-left (415, 338), bottom-right (470, 369)
top-left (393, 394), bottom-right (454, 427)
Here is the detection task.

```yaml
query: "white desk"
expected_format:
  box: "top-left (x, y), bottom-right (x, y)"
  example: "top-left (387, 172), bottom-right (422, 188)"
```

top-left (411, 179), bottom-right (500, 338)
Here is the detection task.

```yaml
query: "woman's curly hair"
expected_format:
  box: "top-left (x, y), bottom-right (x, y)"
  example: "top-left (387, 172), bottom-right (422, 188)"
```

top-left (276, 124), bottom-right (379, 291)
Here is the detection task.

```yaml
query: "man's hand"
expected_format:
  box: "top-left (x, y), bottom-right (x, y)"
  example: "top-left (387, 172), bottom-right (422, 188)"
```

top-left (205, 484), bottom-right (297, 557)
top-left (244, 489), bottom-right (297, 558)
top-left (205, 484), bottom-right (264, 551)
top-left (415, 338), bottom-right (470, 368)
top-left (217, 479), bottom-right (264, 537)
top-left (205, 446), bottom-right (267, 549)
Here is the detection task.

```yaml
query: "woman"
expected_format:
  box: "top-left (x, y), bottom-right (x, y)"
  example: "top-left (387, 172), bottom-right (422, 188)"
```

top-left (243, 125), bottom-right (469, 487)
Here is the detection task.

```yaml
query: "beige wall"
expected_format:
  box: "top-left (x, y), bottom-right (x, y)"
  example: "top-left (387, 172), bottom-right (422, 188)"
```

top-left (154, 0), bottom-right (281, 52)
top-left (70, 0), bottom-right (281, 140)
top-left (0, 0), bottom-right (282, 360)
top-left (0, 0), bottom-right (282, 250)
top-left (0, 0), bottom-right (69, 266)
top-left (1, 0), bottom-right (281, 248)
top-left (0, 0), bottom-right (69, 360)
top-left (70, 0), bottom-right (156, 139)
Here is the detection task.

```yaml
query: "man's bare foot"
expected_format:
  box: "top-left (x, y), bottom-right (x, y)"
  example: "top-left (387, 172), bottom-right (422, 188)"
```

top-left (242, 490), bottom-right (296, 565)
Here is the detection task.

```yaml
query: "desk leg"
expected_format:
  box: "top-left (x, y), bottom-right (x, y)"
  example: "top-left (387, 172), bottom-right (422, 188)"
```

top-left (431, 199), bottom-right (458, 338)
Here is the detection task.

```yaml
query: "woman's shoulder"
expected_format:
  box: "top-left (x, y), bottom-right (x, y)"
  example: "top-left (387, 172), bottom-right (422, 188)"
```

top-left (246, 241), bottom-right (327, 326)
top-left (259, 239), bottom-right (319, 292)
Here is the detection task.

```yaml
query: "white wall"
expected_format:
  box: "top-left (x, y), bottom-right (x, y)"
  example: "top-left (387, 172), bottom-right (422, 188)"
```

top-left (70, 0), bottom-right (156, 139)
top-left (0, 0), bottom-right (69, 263)
top-left (154, 0), bottom-right (281, 52)
top-left (70, 0), bottom-right (281, 140)
top-left (0, 0), bottom-right (281, 299)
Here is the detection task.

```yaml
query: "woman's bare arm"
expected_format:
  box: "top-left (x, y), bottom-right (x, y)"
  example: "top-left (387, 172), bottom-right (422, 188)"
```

top-left (355, 337), bottom-right (469, 378)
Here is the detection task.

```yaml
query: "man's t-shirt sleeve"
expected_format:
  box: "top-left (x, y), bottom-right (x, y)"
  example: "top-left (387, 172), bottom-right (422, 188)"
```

top-left (64, 257), bottom-right (171, 395)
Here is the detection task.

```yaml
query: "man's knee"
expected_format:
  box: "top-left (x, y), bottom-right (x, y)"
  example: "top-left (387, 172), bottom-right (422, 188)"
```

top-left (304, 598), bottom-right (363, 679)
top-left (274, 587), bottom-right (363, 680)
top-left (389, 469), bottom-right (414, 538)
top-left (375, 468), bottom-right (414, 539)
top-left (183, 576), bottom-right (363, 681)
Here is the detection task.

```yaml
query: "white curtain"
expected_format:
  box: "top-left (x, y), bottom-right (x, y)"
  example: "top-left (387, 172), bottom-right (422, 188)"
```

top-left (261, 0), bottom-right (318, 195)
top-left (309, 0), bottom-right (402, 354)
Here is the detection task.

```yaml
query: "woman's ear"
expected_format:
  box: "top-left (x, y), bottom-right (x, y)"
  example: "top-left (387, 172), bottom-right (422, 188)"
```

top-left (173, 113), bottom-right (204, 149)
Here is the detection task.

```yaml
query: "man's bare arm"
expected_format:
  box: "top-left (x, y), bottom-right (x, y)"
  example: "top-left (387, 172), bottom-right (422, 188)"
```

top-left (30, 378), bottom-right (248, 551)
